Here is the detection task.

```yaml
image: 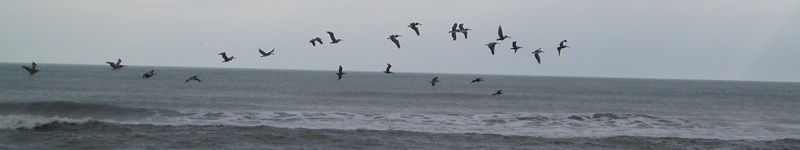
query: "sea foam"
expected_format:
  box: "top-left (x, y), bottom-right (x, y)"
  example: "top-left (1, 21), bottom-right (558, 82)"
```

top-left (0, 114), bottom-right (92, 130)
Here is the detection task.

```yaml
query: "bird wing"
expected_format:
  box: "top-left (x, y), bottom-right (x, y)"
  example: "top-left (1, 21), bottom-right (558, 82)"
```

top-left (310, 39), bottom-right (317, 46)
top-left (535, 53), bottom-right (541, 64)
top-left (451, 32), bottom-right (457, 41)
top-left (512, 41), bottom-right (518, 47)
top-left (338, 66), bottom-right (343, 73)
top-left (451, 23), bottom-right (458, 31)
top-left (316, 38), bottom-right (324, 44)
top-left (220, 53), bottom-right (229, 59)
top-left (116, 59), bottom-right (122, 66)
top-left (498, 26), bottom-right (504, 37)
top-left (385, 64), bottom-right (392, 72)
top-left (458, 24), bottom-right (465, 30)
top-left (106, 61), bottom-right (117, 67)
top-left (259, 49), bottom-right (267, 55)
top-left (411, 27), bottom-right (420, 36)
top-left (327, 31), bottom-right (337, 40)
top-left (269, 49), bottom-right (275, 54)
top-left (391, 38), bottom-right (400, 48)
top-left (22, 66), bottom-right (32, 72)
top-left (31, 62), bottom-right (37, 70)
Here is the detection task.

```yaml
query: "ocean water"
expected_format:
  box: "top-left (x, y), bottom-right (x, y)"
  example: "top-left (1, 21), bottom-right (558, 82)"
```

top-left (1, 63), bottom-right (799, 149)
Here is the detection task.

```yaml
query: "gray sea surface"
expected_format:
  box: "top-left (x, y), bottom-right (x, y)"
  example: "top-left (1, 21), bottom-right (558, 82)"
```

top-left (1, 63), bottom-right (799, 149)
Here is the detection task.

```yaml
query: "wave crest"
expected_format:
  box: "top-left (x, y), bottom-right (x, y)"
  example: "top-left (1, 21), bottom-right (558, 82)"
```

top-left (0, 115), bottom-right (92, 130)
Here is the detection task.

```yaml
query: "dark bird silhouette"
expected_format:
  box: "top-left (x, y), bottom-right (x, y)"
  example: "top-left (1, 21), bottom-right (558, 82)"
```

top-left (486, 42), bottom-right (500, 55)
top-left (327, 31), bottom-right (343, 44)
top-left (388, 34), bottom-right (401, 49)
top-left (448, 23), bottom-right (458, 41)
top-left (532, 48), bottom-right (544, 64)
top-left (510, 41), bottom-right (523, 53)
top-left (492, 90), bottom-right (503, 96)
top-left (496, 26), bottom-right (511, 41)
top-left (430, 77), bottom-right (440, 86)
top-left (106, 58), bottom-right (126, 70)
top-left (408, 22), bottom-right (421, 36)
top-left (21, 62), bottom-right (39, 75)
top-left (557, 40), bottom-right (569, 56)
top-left (458, 23), bottom-right (471, 39)
top-left (185, 76), bottom-right (201, 83)
top-left (383, 63), bottom-right (393, 74)
top-left (336, 65), bottom-right (346, 80)
top-left (142, 70), bottom-right (155, 78)
top-left (259, 48), bottom-right (275, 57)
top-left (310, 37), bottom-right (323, 46)
top-left (471, 78), bottom-right (483, 83)
top-left (219, 52), bottom-right (235, 62)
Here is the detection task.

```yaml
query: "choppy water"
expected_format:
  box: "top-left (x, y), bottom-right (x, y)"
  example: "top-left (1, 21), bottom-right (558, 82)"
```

top-left (1, 63), bottom-right (799, 149)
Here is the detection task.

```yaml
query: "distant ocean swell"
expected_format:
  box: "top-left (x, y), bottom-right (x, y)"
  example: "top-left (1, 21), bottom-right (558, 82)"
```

top-left (2, 119), bottom-right (799, 150)
top-left (1, 101), bottom-right (794, 141)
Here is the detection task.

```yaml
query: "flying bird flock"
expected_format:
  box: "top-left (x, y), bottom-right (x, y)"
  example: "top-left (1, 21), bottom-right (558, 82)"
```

top-left (22, 22), bottom-right (573, 96)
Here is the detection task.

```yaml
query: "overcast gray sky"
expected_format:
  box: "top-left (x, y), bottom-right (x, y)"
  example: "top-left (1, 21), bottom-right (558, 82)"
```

top-left (2, 0), bottom-right (799, 82)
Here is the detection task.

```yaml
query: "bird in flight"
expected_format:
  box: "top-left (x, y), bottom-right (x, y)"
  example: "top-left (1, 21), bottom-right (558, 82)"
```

top-left (336, 65), bottom-right (346, 80)
top-left (327, 31), bottom-right (343, 44)
top-left (469, 78), bottom-right (483, 83)
top-left (309, 37), bottom-right (323, 46)
top-left (185, 76), bottom-right (201, 83)
top-left (430, 77), bottom-right (440, 86)
top-left (510, 41), bottom-right (523, 53)
top-left (557, 40), bottom-right (569, 56)
top-left (408, 22), bottom-right (421, 36)
top-left (471, 78), bottom-right (483, 83)
top-left (457, 23), bottom-right (471, 39)
top-left (492, 90), bottom-right (503, 96)
top-left (383, 63), bottom-right (393, 74)
top-left (259, 48), bottom-right (275, 57)
top-left (21, 62), bottom-right (39, 75)
top-left (486, 42), bottom-right (500, 55)
top-left (496, 26), bottom-right (511, 41)
top-left (532, 48), bottom-right (544, 64)
top-left (448, 23), bottom-right (459, 41)
top-left (106, 58), bottom-right (126, 70)
top-left (219, 52), bottom-right (235, 62)
top-left (388, 34), bottom-right (402, 49)
top-left (142, 70), bottom-right (155, 78)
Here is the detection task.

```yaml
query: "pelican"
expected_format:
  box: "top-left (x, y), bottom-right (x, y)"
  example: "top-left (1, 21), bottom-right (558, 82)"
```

top-left (471, 78), bottom-right (483, 83)
top-left (510, 41), bottom-right (523, 53)
top-left (336, 65), bottom-right (346, 80)
top-left (259, 48), bottom-right (275, 57)
top-left (327, 31), bottom-right (343, 44)
top-left (185, 76), bottom-right (201, 83)
top-left (486, 42), bottom-right (500, 55)
top-left (310, 37), bottom-right (323, 46)
top-left (388, 34), bottom-right (401, 49)
top-left (430, 77), bottom-right (440, 86)
top-left (219, 52), bottom-right (235, 62)
top-left (448, 23), bottom-right (458, 41)
top-left (458, 23), bottom-right (471, 39)
top-left (106, 58), bottom-right (126, 70)
top-left (408, 22), bottom-right (421, 36)
top-left (532, 48), bottom-right (544, 64)
top-left (492, 90), bottom-right (503, 96)
top-left (142, 70), bottom-right (155, 78)
top-left (496, 26), bottom-right (511, 41)
top-left (383, 63), bottom-right (393, 74)
top-left (557, 40), bottom-right (569, 56)
top-left (21, 62), bottom-right (39, 75)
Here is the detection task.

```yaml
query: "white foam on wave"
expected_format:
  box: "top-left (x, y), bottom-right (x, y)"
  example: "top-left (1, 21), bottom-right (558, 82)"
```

top-left (118, 110), bottom-right (794, 140)
top-left (0, 115), bottom-right (92, 130)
